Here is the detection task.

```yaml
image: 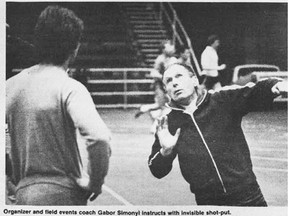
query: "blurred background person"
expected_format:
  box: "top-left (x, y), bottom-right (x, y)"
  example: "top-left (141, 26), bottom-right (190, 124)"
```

top-left (135, 40), bottom-right (177, 133)
top-left (176, 44), bottom-right (192, 66)
top-left (201, 34), bottom-right (226, 90)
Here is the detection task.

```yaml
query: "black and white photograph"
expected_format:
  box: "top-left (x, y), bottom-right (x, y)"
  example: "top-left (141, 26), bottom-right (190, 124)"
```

top-left (3, 1), bottom-right (288, 215)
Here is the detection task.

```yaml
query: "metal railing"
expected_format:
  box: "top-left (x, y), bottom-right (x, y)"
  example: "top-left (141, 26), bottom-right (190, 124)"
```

top-left (70, 68), bottom-right (154, 109)
top-left (159, 2), bottom-right (202, 77)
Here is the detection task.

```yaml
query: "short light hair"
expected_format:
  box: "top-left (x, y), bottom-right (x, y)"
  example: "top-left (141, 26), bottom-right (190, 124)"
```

top-left (160, 39), bottom-right (173, 51)
top-left (164, 63), bottom-right (196, 78)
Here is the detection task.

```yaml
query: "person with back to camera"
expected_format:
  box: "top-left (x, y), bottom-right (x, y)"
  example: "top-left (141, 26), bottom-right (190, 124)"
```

top-left (6, 5), bottom-right (111, 205)
top-left (148, 63), bottom-right (287, 206)
top-left (201, 34), bottom-right (226, 90)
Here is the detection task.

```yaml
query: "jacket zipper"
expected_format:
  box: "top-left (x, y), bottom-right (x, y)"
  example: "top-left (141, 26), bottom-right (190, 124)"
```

top-left (188, 112), bottom-right (227, 193)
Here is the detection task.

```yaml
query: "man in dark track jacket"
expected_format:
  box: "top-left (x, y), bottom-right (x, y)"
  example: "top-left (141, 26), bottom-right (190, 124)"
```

top-left (148, 63), bottom-right (287, 206)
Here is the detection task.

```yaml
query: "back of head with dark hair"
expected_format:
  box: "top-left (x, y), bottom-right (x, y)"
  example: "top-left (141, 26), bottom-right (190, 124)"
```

top-left (207, 34), bottom-right (219, 46)
top-left (176, 44), bottom-right (189, 55)
top-left (34, 5), bottom-right (84, 65)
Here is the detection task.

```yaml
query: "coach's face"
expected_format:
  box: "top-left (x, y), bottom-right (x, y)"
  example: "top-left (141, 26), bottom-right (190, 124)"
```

top-left (163, 64), bottom-right (198, 105)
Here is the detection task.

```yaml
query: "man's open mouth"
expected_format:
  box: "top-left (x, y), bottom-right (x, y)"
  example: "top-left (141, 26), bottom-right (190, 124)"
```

top-left (174, 89), bottom-right (182, 95)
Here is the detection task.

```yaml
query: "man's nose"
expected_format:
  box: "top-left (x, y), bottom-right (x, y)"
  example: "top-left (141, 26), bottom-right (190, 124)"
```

top-left (172, 80), bottom-right (178, 87)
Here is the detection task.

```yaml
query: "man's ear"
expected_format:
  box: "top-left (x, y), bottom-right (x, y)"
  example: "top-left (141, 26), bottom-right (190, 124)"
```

top-left (163, 84), bottom-right (168, 93)
top-left (68, 43), bottom-right (81, 64)
top-left (74, 43), bottom-right (81, 58)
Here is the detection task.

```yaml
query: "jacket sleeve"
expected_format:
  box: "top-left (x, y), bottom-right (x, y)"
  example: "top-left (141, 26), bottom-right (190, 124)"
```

top-left (221, 78), bottom-right (280, 115)
top-left (148, 135), bottom-right (177, 179)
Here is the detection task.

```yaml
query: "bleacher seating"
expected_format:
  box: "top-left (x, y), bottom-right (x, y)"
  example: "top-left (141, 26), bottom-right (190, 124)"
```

top-left (6, 2), bottom-right (142, 75)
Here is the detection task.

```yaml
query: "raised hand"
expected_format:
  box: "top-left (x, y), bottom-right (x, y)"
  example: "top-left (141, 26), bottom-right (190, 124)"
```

top-left (156, 116), bottom-right (181, 157)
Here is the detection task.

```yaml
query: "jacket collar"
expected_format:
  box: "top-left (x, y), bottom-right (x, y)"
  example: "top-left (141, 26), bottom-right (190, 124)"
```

top-left (166, 87), bottom-right (207, 112)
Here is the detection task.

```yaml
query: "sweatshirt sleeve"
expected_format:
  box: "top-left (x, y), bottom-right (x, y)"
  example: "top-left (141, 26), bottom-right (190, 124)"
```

top-left (148, 135), bottom-right (177, 179)
top-left (65, 80), bottom-right (111, 193)
top-left (220, 78), bottom-right (280, 115)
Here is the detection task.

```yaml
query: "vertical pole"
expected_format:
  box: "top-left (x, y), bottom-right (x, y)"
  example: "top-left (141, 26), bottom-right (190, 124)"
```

top-left (172, 11), bottom-right (176, 45)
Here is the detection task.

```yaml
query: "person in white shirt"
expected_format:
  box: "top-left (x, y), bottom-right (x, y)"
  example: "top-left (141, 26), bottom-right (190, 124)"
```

top-left (201, 35), bottom-right (226, 90)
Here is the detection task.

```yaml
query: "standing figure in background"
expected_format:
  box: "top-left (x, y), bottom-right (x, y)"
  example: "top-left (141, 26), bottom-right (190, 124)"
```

top-left (135, 40), bottom-right (177, 133)
top-left (201, 34), bottom-right (226, 90)
top-left (176, 44), bottom-right (192, 66)
top-left (6, 5), bottom-right (111, 205)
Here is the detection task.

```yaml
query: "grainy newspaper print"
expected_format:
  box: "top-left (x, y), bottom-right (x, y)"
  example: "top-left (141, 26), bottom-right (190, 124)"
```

top-left (2, 1), bottom-right (287, 216)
